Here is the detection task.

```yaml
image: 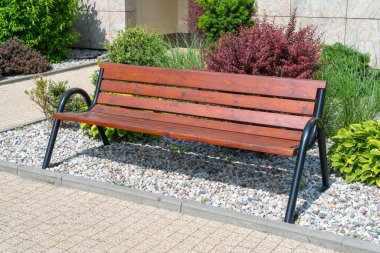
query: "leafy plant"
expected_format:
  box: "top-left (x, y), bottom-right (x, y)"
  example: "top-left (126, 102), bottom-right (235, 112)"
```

top-left (329, 120), bottom-right (380, 187)
top-left (196, 0), bottom-right (257, 44)
top-left (169, 144), bottom-right (191, 154)
top-left (316, 43), bottom-right (380, 136)
top-left (105, 25), bottom-right (167, 66)
top-left (0, 0), bottom-right (80, 61)
top-left (0, 39), bottom-right (51, 78)
top-left (80, 123), bottom-right (159, 142)
top-left (25, 77), bottom-right (86, 120)
top-left (204, 13), bottom-right (322, 79)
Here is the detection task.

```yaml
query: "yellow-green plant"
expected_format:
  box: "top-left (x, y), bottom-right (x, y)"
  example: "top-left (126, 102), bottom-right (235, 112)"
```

top-left (329, 120), bottom-right (380, 187)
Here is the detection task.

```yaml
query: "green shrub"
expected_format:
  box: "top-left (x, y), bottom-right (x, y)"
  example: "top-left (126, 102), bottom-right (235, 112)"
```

top-left (316, 43), bottom-right (380, 136)
top-left (105, 25), bottom-right (167, 66)
top-left (0, 0), bottom-right (80, 61)
top-left (25, 77), bottom-right (86, 120)
top-left (329, 120), bottom-right (380, 187)
top-left (196, 0), bottom-right (257, 44)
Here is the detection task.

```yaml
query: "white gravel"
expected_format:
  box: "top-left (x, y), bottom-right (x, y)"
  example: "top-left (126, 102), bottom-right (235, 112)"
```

top-left (0, 121), bottom-right (379, 244)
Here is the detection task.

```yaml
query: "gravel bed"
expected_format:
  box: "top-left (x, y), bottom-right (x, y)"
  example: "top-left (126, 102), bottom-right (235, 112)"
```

top-left (0, 121), bottom-right (379, 244)
top-left (1, 49), bottom-right (105, 81)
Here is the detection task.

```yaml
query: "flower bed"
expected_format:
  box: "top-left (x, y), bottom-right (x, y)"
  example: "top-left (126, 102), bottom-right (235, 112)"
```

top-left (0, 121), bottom-right (379, 244)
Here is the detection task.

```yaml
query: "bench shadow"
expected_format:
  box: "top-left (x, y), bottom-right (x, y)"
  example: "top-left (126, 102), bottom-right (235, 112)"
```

top-left (50, 124), bottom-right (329, 220)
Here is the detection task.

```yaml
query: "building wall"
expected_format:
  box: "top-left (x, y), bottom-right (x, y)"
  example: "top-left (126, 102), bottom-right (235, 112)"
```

top-left (73, 0), bottom-right (136, 49)
top-left (74, 0), bottom-right (188, 49)
top-left (74, 0), bottom-right (380, 67)
top-left (256, 0), bottom-right (380, 66)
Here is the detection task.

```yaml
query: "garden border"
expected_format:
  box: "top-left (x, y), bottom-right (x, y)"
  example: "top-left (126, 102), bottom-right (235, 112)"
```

top-left (0, 160), bottom-right (378, 253)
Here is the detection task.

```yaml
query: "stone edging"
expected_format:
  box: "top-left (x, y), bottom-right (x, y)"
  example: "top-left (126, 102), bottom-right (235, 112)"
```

top-left (0, 160), bottom-right (378, 253)
top-left (0, 61), bottom-right (98, 86)
top-left (0, 118), bottom-right (47, 133)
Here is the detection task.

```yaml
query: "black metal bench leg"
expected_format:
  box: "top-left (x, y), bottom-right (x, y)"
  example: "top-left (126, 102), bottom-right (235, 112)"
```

top-left (317, 127), bottom-right (329, 189)
top-left (97, 126), bottom-right (110, 145)
top-left (284, 144), bottom-right (308, 223)
top-left (42, 119), bottom-right (61, 169)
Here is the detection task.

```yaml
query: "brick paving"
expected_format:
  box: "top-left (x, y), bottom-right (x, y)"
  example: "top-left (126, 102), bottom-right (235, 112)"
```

top-left (0, 65), bottom-right (97, 131)
top-left (0, 171), bottom-right (338, 253)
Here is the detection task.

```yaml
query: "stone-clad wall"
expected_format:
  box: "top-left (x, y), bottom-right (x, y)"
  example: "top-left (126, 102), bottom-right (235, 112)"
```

top-left (73, 0), bottom-right (186, 49)
top-left (256, 0), bottom-right (380, 66)
top-left (74, 0), bottom-right (380, 67)
top-left (73, 0), bottom-right (136, 49)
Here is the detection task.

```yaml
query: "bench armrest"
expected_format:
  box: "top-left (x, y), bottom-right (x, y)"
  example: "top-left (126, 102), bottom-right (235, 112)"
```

top-left (56, 88), bottom-right (92, 113)
top-left (301, 117), bottom-right (325, 150)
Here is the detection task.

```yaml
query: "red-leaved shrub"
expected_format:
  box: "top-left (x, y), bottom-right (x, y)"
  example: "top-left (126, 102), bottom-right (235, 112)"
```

top-left (0, 39), bottom-right (52, 78)
top-left (204, 14), bottom-right (322, 79)
top-left (188, 0), bottom-right (204, 34)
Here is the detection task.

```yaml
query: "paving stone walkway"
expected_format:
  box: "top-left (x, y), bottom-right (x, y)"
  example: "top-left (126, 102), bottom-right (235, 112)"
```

top-left (0, 66), bottom-right (97, 131)
top-left (0, 171), bottom-right (337, 253)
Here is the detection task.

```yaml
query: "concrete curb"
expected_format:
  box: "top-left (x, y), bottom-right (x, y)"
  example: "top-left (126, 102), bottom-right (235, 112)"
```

top-left (0, 160), bottom-right (378, 253)
top-left (0, 118), bottom-right (46, 133)
top-left (0, 61), bottom-right (98, 86)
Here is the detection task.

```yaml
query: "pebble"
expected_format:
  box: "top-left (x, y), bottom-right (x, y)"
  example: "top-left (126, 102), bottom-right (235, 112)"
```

top-left (0, 120), bottom-right (379, 245)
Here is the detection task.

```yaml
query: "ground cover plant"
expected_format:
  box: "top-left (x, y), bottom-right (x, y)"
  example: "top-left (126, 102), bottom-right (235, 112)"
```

top-left (0, 39), bottom-right (51, 79)
top-left (329, 120), bottom-right (380, 187)
top-left (204, 14), bottom-right (322, 79)
top-left (316, 43), bottom-right (380, 136)
top-left (195, 0), bottom-right (257, 44)
top-left (0, 0), bottom-right (80, 61)
top-left (25, 77), bottom-right (85, 120)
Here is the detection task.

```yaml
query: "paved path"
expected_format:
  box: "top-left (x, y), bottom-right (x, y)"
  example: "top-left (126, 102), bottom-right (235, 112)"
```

top-left (0, 171), bottom-right (337, 253)
top-left (0, 66), bottom-right (97, 131)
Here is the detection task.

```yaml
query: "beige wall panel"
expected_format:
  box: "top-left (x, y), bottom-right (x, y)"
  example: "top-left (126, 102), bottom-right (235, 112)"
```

top-left (108, 0), bottom-right (126, 11)
top-left (177, 0), bottom-right (189, 33)
top-left (137, 0), bottom-right (178, 34)
top-left (74, 9), bottom-right (109, 48)
top-left (256, 0), bottom-right (291, 16)
top-left (79, 0), bottom-right (108, 11)
top-left (291, 0), bottom-right (347, 17)
top-left (270, 16), bottom-right (291, 26)
top-left (107, 11), bottom-right (127, 41)
top-left (346, 19), bottom-right (380, 66)
top-left (347, 0), bottom-right (380, 19)
top-left (297, 17), bottom-right (346, 45)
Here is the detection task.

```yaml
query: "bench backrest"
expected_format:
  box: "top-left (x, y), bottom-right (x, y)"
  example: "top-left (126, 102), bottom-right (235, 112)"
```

top-left (94, 63), bottom-right (326, 141)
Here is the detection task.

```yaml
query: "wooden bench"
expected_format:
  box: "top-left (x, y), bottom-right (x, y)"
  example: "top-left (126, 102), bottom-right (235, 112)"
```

top-left (42, 62), bottom-right (329, 223)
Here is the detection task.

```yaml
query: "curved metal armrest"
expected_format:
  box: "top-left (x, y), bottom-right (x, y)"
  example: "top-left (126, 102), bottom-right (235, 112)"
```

top-left (302, 117), bottom-right (325, 149)
top-left (57, 88), bottom-right (92, 113)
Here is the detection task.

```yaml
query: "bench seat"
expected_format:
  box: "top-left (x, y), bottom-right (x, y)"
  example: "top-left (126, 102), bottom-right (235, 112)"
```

top-left (55, 110), bottom-right (300, 156)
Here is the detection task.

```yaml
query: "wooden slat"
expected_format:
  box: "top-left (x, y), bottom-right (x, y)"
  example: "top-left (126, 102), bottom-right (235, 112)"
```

top-left (100, 81), bottom-right (315, 115)
top-left (53, 111), bottom-right (299, 156)
top-left (100, 63), bottom-right (326, 100)
top-left (97, 93), bottom-right (310, 130)
top-left (92, 105), bottom-right (303, 141)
